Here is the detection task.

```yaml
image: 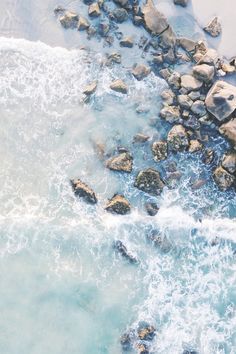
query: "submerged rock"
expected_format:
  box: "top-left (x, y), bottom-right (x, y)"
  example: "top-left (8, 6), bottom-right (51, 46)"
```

top-left (134, 168), bottom-right (165, 195)
top-left (204, 17), bottom-right (222, 37)
top-left (82, 81), bottom-right (97, 95)
top-left (178, 37), bottom-right (196, 52)
top-left (106, 152), bottom-right (133, 172)
top-left (193, 64), bottom-right (215, 83)
top-left (191, 100), bottom-right (206, 117)
top-left (136, 343), bottom-right (149, 354)
top-left (71, 178), bottom-right (97, 204)
top-left (152, 141), bottom-right (168, 161)
top-left (88, 3), bottom-right (101, 17)
top-left (177, 94), bottom-right (193, 110)
top-left (205, 81), bottom-right (236, 122)
top-left (120, 36), bottom-right (134, 48)
top-left (219, 118), bottom-right (236, 148)
top-left (110, 79), bottom-right (128, 94)
top-left (120, 331), bottom-right (134, 351)
top-left (167, 125), bottom-right (189, 151)
top-left (142, 0), bottom-right (169, 35)
top-left (174, 0), bottom-right (188, 7)
top-left (137, 322), bottom-right (156, 341)
top-left (112, 8), bottom-right (128, 23)
top-left (133, 133), bottom-right (150, 143)
top-left (59, 11), bottom-right (78, 29)
top-left (105, 194), bottom-right (131, 214)
top-left (113, 240), bottom-right (138, 263)
top-left (132, 64), bottom-right (150, 81)
top-left (213, 166), bottom-right (235, 190)
top-left (145, 202), bottom-right (159, 216)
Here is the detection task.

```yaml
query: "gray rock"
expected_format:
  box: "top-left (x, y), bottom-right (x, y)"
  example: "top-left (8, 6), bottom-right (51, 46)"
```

top-left (193, 64), bottom-right (215, 83)
top-left (112, 8), bottom-right (128, 23)
top-left (178, 37), bottom-right (196, 52)
top-left (110, 79), bottom-right (128, 94)
top-left (204, 17), bottom-right (222, 37)
top-left (160, 105), bottom-right (180, 123)
top-left (213, 166), bottom-right (235, 190)
top-left (132, 64), bottom-right (151, 81)
top-left (82, 81), bottom-right (97, 95)
top-left (174, 0), bottom-right (188, 7)
top-left (105, 194), bottom-right (131, 214)
top-left (167, 124), bottom-right (189, 151)
top-left (178, 94), bottom-right (193, 109)
top-left (181, 74), bottom-right (203, 92)
top-left (59, 11), bottom-right (79, 29)
top-left (134, 168), bottom-right (165, 195)
top-left (88, 3), bottom-right (101, 17)
top-left (191, 100), bottom-right (207, 117)
top-left (142, 0), bottom-right (169, 35)
top-left (197, 48), bottom-right (218, 66)
top-left (159, 26), bottom-right (176, 49)
top-left (222, 153), bottom-right (236, 174)
top-left (145, 202), bottom-right (159, 216)
top-left (113, 0), bottom-right (129, 7)
top-left (205, 81), bottom-right (236, 121)
top-left (152, 141), bottom-right (168, 161)
top-left (133, 16), bottom-right (143, 26)
top-left (78, 16), bottom-right (90, 30)
top-left (71, 178), bottom-right (97, 204)
top-left (120, 36), bottom-right (134, 48)
top-left (219, 118), bottom-right (236, 148)
top-left (106, 152), bottom-right (133, 172)
top-left (107, 52), bottom-right (121, 64)
top-left (113, 240), bottom-right (138, 263)
top-left (159, 68), bottom-right (172, 80)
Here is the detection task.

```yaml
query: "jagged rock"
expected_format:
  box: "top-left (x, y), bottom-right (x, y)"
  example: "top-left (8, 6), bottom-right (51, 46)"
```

top-left (120, 36), bottom-right (134, 48)
top-left (71, 178), bottom-right (97, 204)
top-left (59, 11), bottom-right (78, 29)
top-left (178, 37), bottom-right (196, 52)
top-left (178, 94), bottom-right (193, 109)
top-left (134, 168), bottom-right (165, 195)
top-left (113, 240), bottom-right (138, 263)
top-left (204, 17), bottom-right (222, 37)
top-left (188, 139), bottom-right (203, 153)
top-left (152, 141), bottom-right (168, 161)
top-left (202, 148), bottom-right (214, 165)
top-left (219, 118), bottom-right (236, 148)
top-left (167, 71), bottom-right (181, 90)
top-left (167, 124), bottom-right (189, 151)
top-left (145, 202), bottom-right (159, 216)
top-left (174, 0), bottom-right (188, 7)
top-left (112, 8), bottom-right (128, 22)
top-left (213, 166), bottom-right (235, 190)
top-left (82, 81), bottom-right (97, 95)
top-left (198, 48), bottom-right (218, 66)
top-left (88, 3), bottom-right (101, 17)
top-left (132, 64), bottom-right (150, 80)
top-left (191, 100), bottom-right (207, 117)
top-left (222, 153), bottom-right (236, 174)
top-left (110, 79), bottom-right (128, 94)
top-left (137, 322), bottom-right (156, 341)
top-left (181, 74), bottom-right (203, 92)
top-left (106, 152), bottom-right (133, 172)
top-left (105, 194), bottom-right (131, 214)
top-left (193, 64), bottom-right (215, 83)
top-left (160, 105), bottom-right (180, 123)
top-left (161, 89), bottom-right (175, 106)
top-left (78, 16), bottom-right (90, 30)
top-left (142, 0), bottom-right (169, 35)
top-left (188, 91), bottom-right (201, 101)
top-left (205, 81), bottom-right (236, 122)
top-left (133, 133), bottom-right (150, 143)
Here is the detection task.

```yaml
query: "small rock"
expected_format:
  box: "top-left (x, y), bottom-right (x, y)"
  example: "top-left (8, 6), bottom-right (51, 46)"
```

top-left (178, 37), bottom-right (196, 52)
top-left (198, 48), bottom-right (218, 66)
top-left (106, 152), bottom-right (133, 172)
top-left (160, 105), bottom-right (180, 123)
top-left (219, 118), bottom-right (236, 148)
top-left (191, 100), bottom-right (207, 117)
top-left (152, 141), bottom-right (168, 161)
top-left (202, 148), bottom-right (214, 165)
top-left (105, 194), bottom-right (131, 214)
top-left (163, 48), bottom-right (176, 63)
top-left (167, 124), bottom-right (189, 151)
top-left (137, 322), bottom-right (156, 341)
top-left (110, 79), bottom-right (128, 94)
top-left (112, 8), bottom-right (128, 23)
top-left (213, 166), bottom-right (235, 190)
top-left (145, 202), bottom-right (159, 216)
top-left (188, 139), bottom-right (203, 153)
top-left (152, 54), bottom-right (163, 65)
top-left (133, 133), bottom-right (150, 143)
top-left (174, 0), bottom-right (188, 7)
top-left (159, 68), bottom-right (172, 80)
top-left (113, 240), bottom-right (138, 263)
top-left (221, 153), bottom-right (236, 174)
top-left (78, 16), bottom-right (90, 30)
top-left (177, 94), bottom-right (193, 110)
top-left (71, 178), bottom-right (97, 204)
top-left (134, 168), bottom-right (165, 195)
top-left (191, 179), bottom-right (207, 190)
top-left (221, 63), bottom-right (235, 74)
top-left (193, 64), bottom-right (215, 83)
top-left (161, 89), bottom-right (175, 106)
top-left (113, 0), bottom-right (129, 7)
top-left (204, 17), bottom-right (222, 37)
top-left (188, 91), bottom-right (201, 101)
top-left (120, 36), bottom-right (134, 48)
top-left (59, 11), bottom-right (78, 29)
top-left (181, 74), bottom-right (203, 92)
top-left (88, 3), bottom-right (101, 17)
top-left (82, 81), bottom-right (97, 95)
top-left (132, 64), bottom-right (151, 81)
top-left (168, 71), bottom-right (181, 90)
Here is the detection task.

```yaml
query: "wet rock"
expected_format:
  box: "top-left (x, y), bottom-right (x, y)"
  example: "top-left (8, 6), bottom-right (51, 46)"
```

top-left (136, 343), bottom-right (149, 354)
top-left (132, 64), bottom-right (151, 81)
top-left (202, 148), bottom-right (214, 165)
top-left (88, 3), bottom-right (101, 17)
top-left (181, 74), bottom-right (203, 92)
top-left (213, 166), bottom-right (235, 190)
top-left (113, 240), bottom-right (138, 263)
top-left (137, 322), bottom-right (156, 341)
top-left (178, 37), bottom-right (196, 52)
top-left (59, 11), bottom-right (79, 29)
top-left (105, 194), bottom-right (131, 214)
top-left (193, 40), bottom-right (207, 62)
top-left (142, 0), bottom-right (169, 35)
top-left (204, 17), bottom-right (222, 37)
top-left (120, 331), bottom-right (133, 351)
top-left (71, 178), bottom-right (97, 204)
top-left (193, 64), bottom-right (215, 83)
top-left (219, 118), bottom-right (236, 148)
top-left (188, 91), bottom-right (201, 101)
top-left (152, 141), bottom-right (168, 161)
top-left (198, 48), bottom-right (218, 66)
top-left (145, 202), bottom-right (159, 216)
top-left (183, 115), bottom-right (201, 130)
top-left (97, 18), bottom-right (110, 36)
top-left (134, 168), bottom-right (165, 195)
top-left (221, 153), bottom-right (236, 174)
top-left (110, 79), bottom-right (128, 94)
top-left (182, 350), bottom-right (198, 354)
top-left (167, 124), bottom-right (189, 151)
top-left (133, 133), bottom-right (150, 143)
top-left (159, 26), bottom-right (176, 49)
top-left (174, 0), bottom-right (188, 7)
top-left (188, 139), bottom-right (203, 153)
top-left (159, 68), bottom-right (172, 80)
top-left (221, 62), bottom-right (235, 74)
top-left (78, 16), bottom-right (90, 30)
top-left (120, 36), bottom-right (134, 48)
top-left (82, 81), bottom-right (97, 95)
top-left (191, 100), bottom-right (207, 117)
top-left (106, 152), bottom-right (132, 172)
top-left (160, 105), bottom-right (180, 123)
top-left (167, 71), bottom-right (181, 90)
top-left (112, 8), bottom-right (128, 22)
top-left (163, 48), bottom-right (176, 63)
top-left (107, 52), bottom-right (121, 64)
top-left (191, 179), bottom-right (207, 190)
top-left (177, 94), bottom-right (193, 110)
top-left (161, 89), bottom-right (175, 106)
top-left (205, 81), bottom-right (236, 122)
top-left (133, 16), bottom-right (143, 26)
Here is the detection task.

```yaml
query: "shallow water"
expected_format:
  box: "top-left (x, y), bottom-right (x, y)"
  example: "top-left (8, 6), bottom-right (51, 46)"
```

top-left (0, 2), bottom-right (236, 354)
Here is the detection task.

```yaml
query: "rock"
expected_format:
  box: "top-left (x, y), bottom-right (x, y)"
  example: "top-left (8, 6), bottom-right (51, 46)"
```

top-left (137, 322), bottom-right (156, 341)
top-left (82, 81), bottom-right (97, 95)
top-left (134, 168), bottom-right (165, 195)
top-left (161, 89), bottom-right (175, 106)
top-left (174, 0), bottom-right (188, 7)
top-left (132, 64), bottom-right (150, 81)
top-left (107, 52), bottom-right (121, 64)
top-left (222, 153), bottom-right (236, 174)
top-left (198, 48), bottom-right (218, 66)
top-left (133, 133), bottom-right (150, 143)
top-left (110, 79), bottom-right (128, 94)
top-left (71, 178), bottom-right (97, 204)
top-left (159, 26), bottom-right (176, 49)
top-left (113, 0), bottom-right (129, 8)
top-left (213, 166), bottom-right (235, 190)
top-left (54, 6), bottom-right (65, 16)
top-left (120, 331), bottom-right (133, 351)
top-left (191, 179), bottom-right (207, 190)
top-left (159, 68), bottom-right (172, 80)
top-left (188, 91), bottom-right (201, 101)
top-left (112, 8), bottom-right (128, 23)
top-left (105, 194), bottom-right (131, 214)
top-left (142, 0), bottom-right (169, 35)
top-left (120, 36), bottom-right (134, 48)
top-left (145, 202), bottom-right (159, 216)
top-left (202, 148), bottom-right (214, 165)
top-left (160, 105), bottom-right (180, 123)
top-left (163, 48), bottom-right (176, 63)
top-left (193, 64), bottom-right (215, 83)
top-left (113, 240), bottom-right (138, 263)
top-left (181, 74), bottom-right (203, 92)
top-left (191, 100), bottom-right (207, 117)
top-left (205, 81), bottom-right (236, 122)
top-left (136, 344), bottom-right (149, 354)
top-left (106, 152), bottom-right (133, 172)
top-left (204, 17), bottom-right (222, 37)
top-left (178, 37), bottom-right (196, 52)
top-left (188, 139), bottom-right (203, 153)
top-left (78, 16), bottom-right (90, 30)
top-left (221, 63), bottom-right (235, 74)
top-left (177, 94), bottom-right (193, 110)
top-left (167, 124), bottom-right (189, 151)
top-left (59, 11), bottom-right (79, 29)
top-left (97, 18), bottom-right (110, 36)
top-left (88, 3), bottom-right (101, 17)
top-left (133, 16), bottom-right (143, 26)
top-left (152, 141), bottom-right (168, 161)
top-left (219, 118), bottom-right (236, 148)
top-left (152, 54), bottom-right (163, 65)
top-left (167, 71), bottom-right (181, 90)
top-left (183, 115), bottom-right (201, 130)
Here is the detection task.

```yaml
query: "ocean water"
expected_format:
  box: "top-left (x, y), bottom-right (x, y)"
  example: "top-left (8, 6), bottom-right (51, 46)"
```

top-left (0, 1), bottom-right (236, 354)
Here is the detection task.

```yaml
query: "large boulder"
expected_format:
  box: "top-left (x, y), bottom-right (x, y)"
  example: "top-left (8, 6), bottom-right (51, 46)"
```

top-left (134, 168), bottom-right (165, 195)
top-left (106, 152), bottom-right (133, 172)
top-left (205, 81), bottom-right (236, 121)
top-left (105, 194), bottom-right (131, 214)
top-left (71, 178), bottom-right (97, 204)
top-left (192, 64), bottom-right (215, 83)
top-left (219, 118), bottom-right (236, 148)
top-left (142, 0), bottom-right (169, 35)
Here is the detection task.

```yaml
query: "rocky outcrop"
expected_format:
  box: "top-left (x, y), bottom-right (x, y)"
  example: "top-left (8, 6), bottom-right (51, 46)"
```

top-left (219, 118), bottom-right (236, 148)
top-left (110, 79), bottom-right (128, 94)
top-left (204, 17), bottom-right (222, 37)
top-left (213, 166), bottom-right (235, 190)
top-left (152, 141), bottom-right (168, 161)
top-left (106, 152), bottom-right (133, 172)
top-left (167, 125), bottom-right (189, 151)
top-left (205, 81), bottom-right (236, 122)
top-left (105, 194), bottom-right (131, 214)
top-left (71, 178), bottom-right (97, 204)
top-left (134, 168), bottom-right (165, 195)
top-left (113, 240), bottom-right (138, 263)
